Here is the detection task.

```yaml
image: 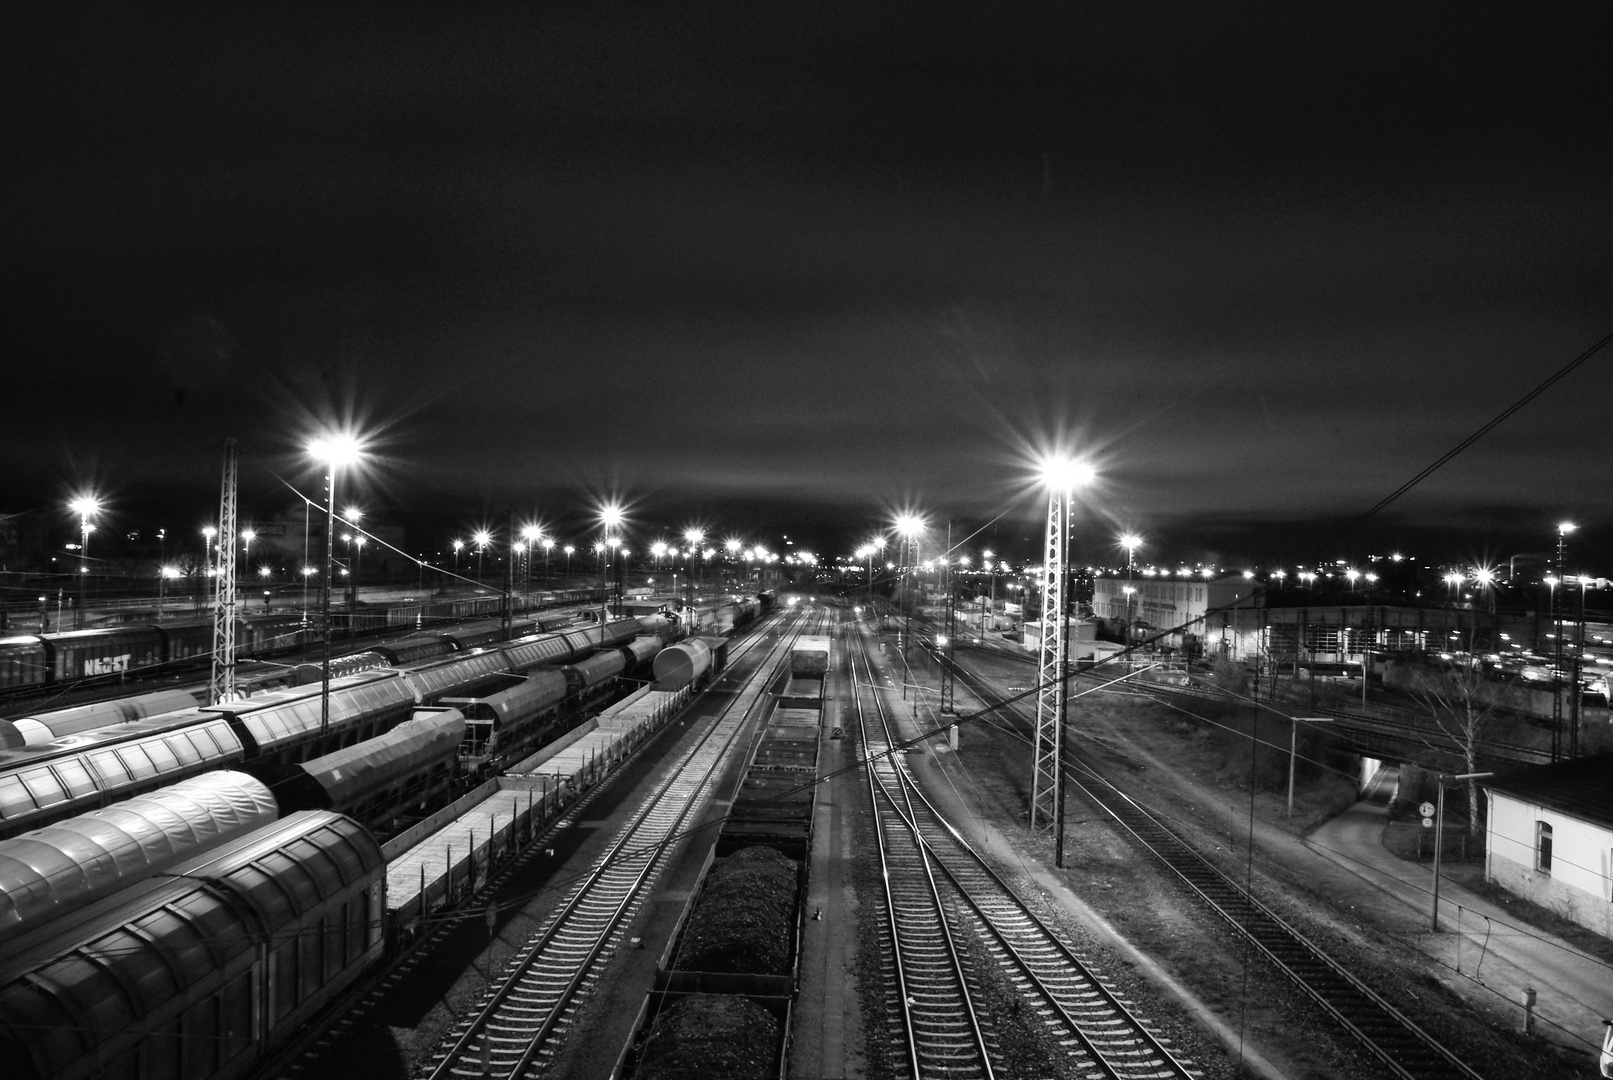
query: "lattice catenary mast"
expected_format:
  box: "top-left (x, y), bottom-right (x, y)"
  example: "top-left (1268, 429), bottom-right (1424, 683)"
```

top-left (208, 438), bottom-right (239, 704)
top-left (1028, 465), bottom-right (1078, 868)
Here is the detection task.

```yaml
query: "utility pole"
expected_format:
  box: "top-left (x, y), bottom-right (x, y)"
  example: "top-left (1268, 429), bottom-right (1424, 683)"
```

top-left (209, 439), bottom-right (239, 704)
top-left (940, 519), bottom-right (956, 716)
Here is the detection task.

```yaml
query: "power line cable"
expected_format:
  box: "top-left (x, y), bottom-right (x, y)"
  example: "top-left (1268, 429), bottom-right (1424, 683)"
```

top-left (1325, 328), bottom-right (1613, 551)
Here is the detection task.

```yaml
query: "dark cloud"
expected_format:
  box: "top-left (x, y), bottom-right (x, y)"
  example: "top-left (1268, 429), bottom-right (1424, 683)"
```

top-left (4, 3), bottom-right (1611, 563)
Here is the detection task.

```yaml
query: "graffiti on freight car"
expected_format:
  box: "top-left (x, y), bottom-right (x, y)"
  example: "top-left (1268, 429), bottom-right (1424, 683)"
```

top-left (83, 654), bottom-right (132, 676)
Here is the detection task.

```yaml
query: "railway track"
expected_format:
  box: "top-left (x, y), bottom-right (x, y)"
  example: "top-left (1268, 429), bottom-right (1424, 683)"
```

top-left (943, 652), bottom-right (1488, 1080)
top-left (852, 628), bottom-right (1196, 1080)
top-left (421, 618), bottom-right (809, 1079)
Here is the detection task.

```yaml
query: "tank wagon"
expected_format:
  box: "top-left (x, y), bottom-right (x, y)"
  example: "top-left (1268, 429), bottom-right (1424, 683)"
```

top-left (651, 636), bottom-right (731, 692)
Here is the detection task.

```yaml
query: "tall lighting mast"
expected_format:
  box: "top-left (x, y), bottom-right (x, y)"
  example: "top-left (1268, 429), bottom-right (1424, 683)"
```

top-left (68, 494), bottom-right (101, 631)
top-left (1029, 457), bottom-right (1093, 868)
top-left (309, 433), bottom-right (364, 738)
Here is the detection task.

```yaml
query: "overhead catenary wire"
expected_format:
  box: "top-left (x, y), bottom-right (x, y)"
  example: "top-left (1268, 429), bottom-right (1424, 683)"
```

top-left (1323, 327), bottom-right (1613, 551)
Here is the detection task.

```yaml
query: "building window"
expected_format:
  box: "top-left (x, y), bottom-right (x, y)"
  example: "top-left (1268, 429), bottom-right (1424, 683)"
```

top-left (1536, 821), bottom-right (1553, 874)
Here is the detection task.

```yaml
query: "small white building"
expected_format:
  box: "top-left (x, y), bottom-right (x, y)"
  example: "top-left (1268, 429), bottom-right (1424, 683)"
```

top-left (1484, 754), bottom-right (1613, 939)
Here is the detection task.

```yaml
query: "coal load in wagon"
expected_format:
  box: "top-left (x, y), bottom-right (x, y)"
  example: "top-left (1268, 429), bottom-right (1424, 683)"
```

top-left (636, 994), bottom-right (780, 1080)
top-left (677, 845), bottom-right (797, 975)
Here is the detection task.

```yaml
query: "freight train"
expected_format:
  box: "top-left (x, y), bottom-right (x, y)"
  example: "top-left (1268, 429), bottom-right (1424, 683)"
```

top-left (0, 619), bottom-right (762, 1080)
top-left (0, 587), bottom-right (604, 693)
top-left (0, 613), bottom-right (677, 840)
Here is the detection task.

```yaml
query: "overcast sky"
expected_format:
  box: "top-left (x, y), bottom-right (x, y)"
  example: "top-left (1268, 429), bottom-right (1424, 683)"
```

top-left (6, 4), bottom-right (1611, 566)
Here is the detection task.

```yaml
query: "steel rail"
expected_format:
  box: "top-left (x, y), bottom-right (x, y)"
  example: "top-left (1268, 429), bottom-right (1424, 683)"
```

top-left (858, 628), bottom-right (1194, 1080)
top-left (425, 617), bottom-right (807, 1079)
top-left (851, 633), bottom-right (996, 1080)
top-left (947, 657), bottom-right (1487, 1080)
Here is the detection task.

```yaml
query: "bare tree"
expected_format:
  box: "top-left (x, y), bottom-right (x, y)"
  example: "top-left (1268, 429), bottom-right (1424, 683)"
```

top-left (1405, 636), bottom-right (1513, 834)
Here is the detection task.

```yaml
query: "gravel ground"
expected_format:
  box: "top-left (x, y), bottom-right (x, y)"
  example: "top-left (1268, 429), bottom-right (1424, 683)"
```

top-left (926, 643), bottom-right (1587, 1079)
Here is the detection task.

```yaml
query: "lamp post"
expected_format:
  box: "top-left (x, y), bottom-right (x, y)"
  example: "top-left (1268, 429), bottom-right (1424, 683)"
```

top-left (608, 537), bottom-right (623, 615)
top-left (542, 537), bottom-right (554, 586)
top-left (983, 547), bottom-right (996, 622)
top-left (309, 433), bottom-right (364, 740)
top-left (343, 507), bottom-right (363, 607)
top-left (599, 504), bottom-right (624, 623)
top-left (895, 515), bottom-right (923, 655)
top-left (521, 525), bottom-right (542, 595)
top-left (199, 526), bottom-right (217, 614)
top-left (563, 544), bottom-right (574, 578)
top-left (1120, 534), bottom-right (1141, 643)
top-left (240, 529), bottom-right (256, 590)
top-left (159, 565), bottom-right (180, 620)
top-left (1554, 522), bottom-right (1575, 760)
top-left (69, 495), bottom-right (100, 629)
top-left (349, 535), bottom-right (366, 639)
top-left (473, 530), bottom-right (492, 588)
top-left (452, 538), bottom-right (464, 579)
top-left (683, 529), bottom-right (704, 606)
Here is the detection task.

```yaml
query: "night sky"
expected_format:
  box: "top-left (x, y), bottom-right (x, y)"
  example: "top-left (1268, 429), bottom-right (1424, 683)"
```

top-left (7, 4), bottom-right (1612, 567)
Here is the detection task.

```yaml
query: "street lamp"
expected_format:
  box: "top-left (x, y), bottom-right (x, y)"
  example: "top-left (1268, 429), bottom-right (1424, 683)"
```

top-left (308, 431), bottom-right (365, 739)
top-left (473, 530), bottom-right (492, 586)
top-left (542, 537), bottom-right (554, 584)
top-left (1120, 534), bottom-right (1142, 641)
top-left (452, 538), bottom-right (465, 578)
top-left (593, 541), bottom-right (608, 630)
top-left (521, 525), bottom-right (543, 594)
top-left (684, 529), bottom-right (704, 605)
top-left (607, 536), bottom-right (623, 614)
top-left (69, 494), bottom-right (101, 629)
top-left (158, 565), bottom-right (181, 620)
top-left (895, 515), bottom-right (924, 654)
top-left (240, 528), bottom-right (256, 590)
top-left (349, 535), bottom-right (366, 637)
